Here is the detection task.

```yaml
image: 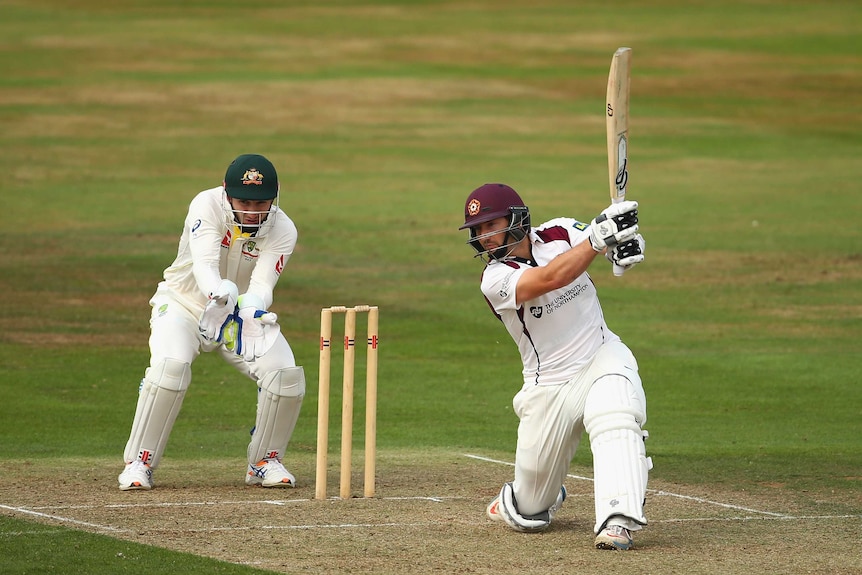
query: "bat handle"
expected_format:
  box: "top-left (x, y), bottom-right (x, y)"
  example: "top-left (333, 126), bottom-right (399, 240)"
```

top-left (611, 195), bottom-right (625, 276)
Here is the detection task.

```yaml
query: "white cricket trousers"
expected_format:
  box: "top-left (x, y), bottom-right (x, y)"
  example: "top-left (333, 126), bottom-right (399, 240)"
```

top-left (511, 340), bottom-right (645, 517)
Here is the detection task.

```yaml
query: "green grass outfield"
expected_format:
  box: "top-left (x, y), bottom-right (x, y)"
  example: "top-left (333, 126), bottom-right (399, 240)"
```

top-left (1, 1), bottom-right (860, 573)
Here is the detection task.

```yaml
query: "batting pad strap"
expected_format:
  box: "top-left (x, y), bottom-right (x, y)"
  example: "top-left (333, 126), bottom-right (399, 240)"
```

top-left (123, 358), bottom-right (191, 469)
top-left (497, 482), bottom-right (553, 533)
top-left (248, 366), bottom-right (306, 464)
top-left (585, 407), bottom-right (643, 437)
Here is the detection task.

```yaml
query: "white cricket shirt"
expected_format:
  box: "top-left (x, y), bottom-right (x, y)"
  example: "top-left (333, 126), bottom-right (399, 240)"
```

top-left (160, 186), bottom-right (298, 315)
top-left (480, 217), bottom-right (620, 388)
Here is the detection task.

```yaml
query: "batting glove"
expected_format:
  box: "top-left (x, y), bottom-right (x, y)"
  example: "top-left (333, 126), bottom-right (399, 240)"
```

top-left (606, 233), bottom-right (645, 275)
top-left (198, 279), bottom-right (239, 341)
top-left (588, 200), bottom-right (639, 252)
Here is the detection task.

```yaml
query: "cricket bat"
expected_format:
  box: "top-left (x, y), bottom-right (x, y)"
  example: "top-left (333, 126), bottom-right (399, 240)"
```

top-left (606, 47), bottom-right (631, 204)
top-left (606, 47), bottom-right (631, 276)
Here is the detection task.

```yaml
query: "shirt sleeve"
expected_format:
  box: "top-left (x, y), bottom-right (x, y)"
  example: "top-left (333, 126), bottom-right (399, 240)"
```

top-left (187, 193), bottom-right (225, 298)
top-left (480, 261), bottom-right (526, 314)
top-left (568, 218), bottom-right (592, 248)
top-left (245, 212), bottom-right (298, 309)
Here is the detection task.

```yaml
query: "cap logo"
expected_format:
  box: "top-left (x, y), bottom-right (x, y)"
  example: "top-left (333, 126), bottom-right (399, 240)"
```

top-left (467, 198), bottom-right (481, 217)
top-left (241, 168), bottom-right (264, 185)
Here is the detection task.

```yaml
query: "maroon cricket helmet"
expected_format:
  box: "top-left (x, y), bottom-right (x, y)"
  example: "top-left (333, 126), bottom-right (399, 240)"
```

top-left (459, 183), bottom-right (531, 261)
top-left (459, 183), bottom-right (530, 230)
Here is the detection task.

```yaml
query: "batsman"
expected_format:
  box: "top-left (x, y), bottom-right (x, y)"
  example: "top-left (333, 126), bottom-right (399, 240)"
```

top-left (459, 183), bottom-right (649, 550)
top-left (118, 154), bottom-right (305, 491)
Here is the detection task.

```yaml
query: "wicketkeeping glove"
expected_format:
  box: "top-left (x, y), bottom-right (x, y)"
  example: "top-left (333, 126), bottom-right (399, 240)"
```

top-left (234, 293), bottom-right (279, 361)
top-left (606, 233), bottom-right (645, 276)
top-left (198, 279), bottom-right (239, 341)
top-left (588, 200), bottom-right (639, 252)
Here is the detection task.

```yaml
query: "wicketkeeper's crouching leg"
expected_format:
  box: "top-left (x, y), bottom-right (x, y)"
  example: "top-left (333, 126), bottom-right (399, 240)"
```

top-left (244, 366), bottom-right (305, 487)
top-left (119, 358), bottom-right (191, 490)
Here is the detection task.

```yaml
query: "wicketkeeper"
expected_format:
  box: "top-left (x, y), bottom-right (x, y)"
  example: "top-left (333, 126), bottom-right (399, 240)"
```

top-left (459, 183), bottom-right (650, 550)
top-left (118, 154), bottom-right (305, 491)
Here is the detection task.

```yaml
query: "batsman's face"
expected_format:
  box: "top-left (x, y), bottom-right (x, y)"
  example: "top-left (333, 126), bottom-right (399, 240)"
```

top-left (229, 197), bottom-right (273, 226)
top-left (473, 217), bottom-right (510, 251)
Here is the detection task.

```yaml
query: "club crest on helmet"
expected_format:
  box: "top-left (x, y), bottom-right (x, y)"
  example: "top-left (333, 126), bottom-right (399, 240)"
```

top-left (242, 169), bottom-right (265, 186)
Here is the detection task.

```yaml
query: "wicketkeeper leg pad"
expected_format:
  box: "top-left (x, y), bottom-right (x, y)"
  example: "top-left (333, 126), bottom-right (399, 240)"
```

top-left (584, 374), bottom-right (652, 534)
top-left (247, 366), bottom-right (306, 465)
top-left (123, 358), bottom-right (191, 469)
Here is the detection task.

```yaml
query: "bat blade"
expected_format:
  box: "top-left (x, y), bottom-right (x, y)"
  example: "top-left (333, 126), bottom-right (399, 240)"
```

top-left (606, 47), bottom-right (631, 204)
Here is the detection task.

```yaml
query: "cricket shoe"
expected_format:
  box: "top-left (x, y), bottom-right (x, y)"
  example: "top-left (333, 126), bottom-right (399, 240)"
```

top-left (486, 494), bottom-right (504, 522)
top-left (118, 460), bottom-right (153, 491)
top-left (246, 459), bottom-right (296, 488)
top-left (595, 524), bottom-right (634, 550)
top-left (486, 485), bottom-right (567, 523)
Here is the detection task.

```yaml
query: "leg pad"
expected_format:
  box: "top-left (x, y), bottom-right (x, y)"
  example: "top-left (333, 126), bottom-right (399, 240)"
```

top-left (123, 358), bottom-right (191, 469)
top-left (584, 374), bottom-right (651, 533)
top-left (247, 366), bottom-right (305, 464)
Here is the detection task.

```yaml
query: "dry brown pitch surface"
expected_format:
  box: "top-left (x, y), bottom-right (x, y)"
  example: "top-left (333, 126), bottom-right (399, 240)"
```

top-left (1, 452), bottom-right (859, 575)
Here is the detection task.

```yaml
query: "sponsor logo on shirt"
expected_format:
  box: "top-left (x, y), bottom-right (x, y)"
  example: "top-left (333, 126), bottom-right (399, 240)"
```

top-left (242, 241), bottom-right (258, 258)
top-left (543, 283), bottom-right (588, 314)
top-left (498, 271), bottom-right (515, 299)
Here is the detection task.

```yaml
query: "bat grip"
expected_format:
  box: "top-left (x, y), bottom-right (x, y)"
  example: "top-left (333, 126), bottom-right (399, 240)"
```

top-left (611, 196), bottom-right (627, 277)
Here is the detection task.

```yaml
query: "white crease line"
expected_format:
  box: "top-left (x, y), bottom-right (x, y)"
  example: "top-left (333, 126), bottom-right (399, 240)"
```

top-left (21, 495), bottom-right (452, 511)
top-left (224, 522), bottom-right (430, 531)
top-left (650, 490), bottom-right (787, 517)
top-left (0, 504), bottom-right (126, 533)
top-left (463, 453), bottom-right (790, 518)
top-left (68, 514), bottom-right (862, 535)
top-left (465, 453), bottom-right (594, 480)
top-left (2, 453), bottom-right (849, 529)
top-left (655, 514), bottom-right (860, 523)
top-left (142, 522), bottom-right (433, 533)
top-left (3, 499), bottom-right (856, 537)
